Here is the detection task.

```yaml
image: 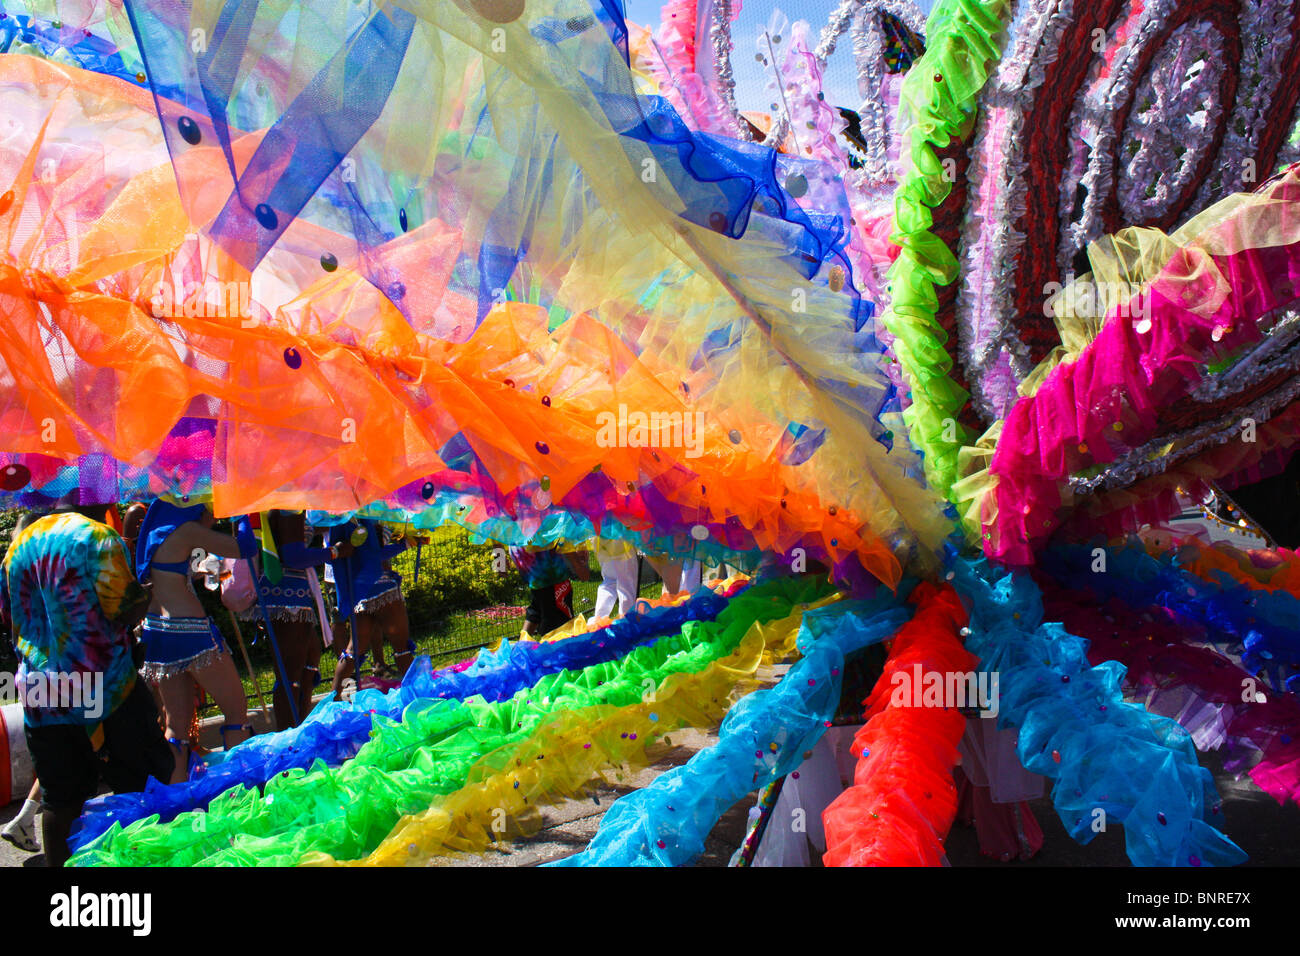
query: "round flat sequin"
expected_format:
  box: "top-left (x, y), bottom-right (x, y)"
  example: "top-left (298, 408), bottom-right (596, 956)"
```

top-left (177, 116), bottom-right (202, 145)
top-left (254, 203), bottom-right (278, 229)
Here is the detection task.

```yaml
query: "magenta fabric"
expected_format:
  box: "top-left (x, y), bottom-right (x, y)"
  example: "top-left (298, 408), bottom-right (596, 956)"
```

top-left (985, 231), bottom-right (1300, 564)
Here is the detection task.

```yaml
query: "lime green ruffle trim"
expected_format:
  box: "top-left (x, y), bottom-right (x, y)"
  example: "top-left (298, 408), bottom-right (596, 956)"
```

top-left (883, 0), bottom-right (1012, 501)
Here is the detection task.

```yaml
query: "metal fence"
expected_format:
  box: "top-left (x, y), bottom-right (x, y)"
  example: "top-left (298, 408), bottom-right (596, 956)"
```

top-left (0, 516), bottom-right (667, 719)
top-left (200, 535), bottom-right (665, 715)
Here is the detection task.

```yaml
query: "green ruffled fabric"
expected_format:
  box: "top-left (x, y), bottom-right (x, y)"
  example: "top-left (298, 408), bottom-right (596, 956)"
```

top-left (884, 0), bottom-right (1012, 500)
top-left (69, 575), bottom-right (833, 867)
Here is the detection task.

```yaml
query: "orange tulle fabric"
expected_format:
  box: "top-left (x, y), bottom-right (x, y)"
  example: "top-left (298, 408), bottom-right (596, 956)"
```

top-left (0, 53), bottom-right (909, 584)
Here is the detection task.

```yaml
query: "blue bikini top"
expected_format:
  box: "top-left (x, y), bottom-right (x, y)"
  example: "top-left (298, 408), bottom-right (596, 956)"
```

top-left (135, 499), bottom-right (206, 582)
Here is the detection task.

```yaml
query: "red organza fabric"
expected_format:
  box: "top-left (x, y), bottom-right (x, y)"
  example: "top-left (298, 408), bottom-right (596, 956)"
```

top-left (822, 583), bottom-right (976, 866)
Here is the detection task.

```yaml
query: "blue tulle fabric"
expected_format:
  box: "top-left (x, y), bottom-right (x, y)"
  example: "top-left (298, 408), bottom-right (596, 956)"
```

top-left (112, 0), bottom-right (901, 457)
top-left (111, 0), bottom-right (870, 328)
top-left (548, 588), bottom-right (913, 866)
top-left (0, 1), bottom-right (918, 574)
top-left (949, 551), bottom-right (1247, 868)
top-left (0, 11), bottom-right (146, 82)
top-left (68, 580), bottom-right (743, 853)
top-left (325, 519), bottom-right (407, 613)
top-left (1041, 540), bottom-right (1300, 696)
top-left (126, 0), bottom-right (417, 274)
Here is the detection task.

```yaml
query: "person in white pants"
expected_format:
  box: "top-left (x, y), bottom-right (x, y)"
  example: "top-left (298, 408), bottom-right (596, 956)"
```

top-left (593, 537), bottom-right (638, 620)
top-left (643, 553), bottom-right (702, 598)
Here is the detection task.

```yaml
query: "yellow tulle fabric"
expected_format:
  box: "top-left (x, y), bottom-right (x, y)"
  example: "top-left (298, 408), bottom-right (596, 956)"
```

top-left (0, 0), bottom-right (953, 572)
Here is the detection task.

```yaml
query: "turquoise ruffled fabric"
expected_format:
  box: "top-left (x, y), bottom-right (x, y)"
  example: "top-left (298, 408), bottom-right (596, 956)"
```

top-left (549, 588), bottom-right (913, 866)
top-left (948, 550), bottom-right (1247, 868)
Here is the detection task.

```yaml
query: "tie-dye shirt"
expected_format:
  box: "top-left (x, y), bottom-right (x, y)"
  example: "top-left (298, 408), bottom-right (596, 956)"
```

top-left (1, 513), bottom-right (145, 726)
top-left (509, 547), bottom-right (572, 589)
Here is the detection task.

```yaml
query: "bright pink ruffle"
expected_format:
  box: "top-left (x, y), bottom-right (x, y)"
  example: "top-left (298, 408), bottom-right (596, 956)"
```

top-left (985, 171), bottom-right (1300, 564)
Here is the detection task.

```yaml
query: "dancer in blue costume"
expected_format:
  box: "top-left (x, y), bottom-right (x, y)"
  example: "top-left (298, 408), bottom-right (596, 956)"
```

top-left (238, 511), bottom-right (351, 729)
top-left (326, 519), bottom-right (421, 699)
top-left (134, 498), bottom-right (258, 782)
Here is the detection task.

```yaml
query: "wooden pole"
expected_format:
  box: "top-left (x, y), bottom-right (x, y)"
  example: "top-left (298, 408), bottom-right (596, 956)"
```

top-left (226, 608), bottom-right (270, 723)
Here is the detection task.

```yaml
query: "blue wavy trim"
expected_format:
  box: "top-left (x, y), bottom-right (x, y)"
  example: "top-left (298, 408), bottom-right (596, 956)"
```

top-left (548, 587), bottom-right (912, 866)
top-left (949, 550), bottom-right (1246, 868)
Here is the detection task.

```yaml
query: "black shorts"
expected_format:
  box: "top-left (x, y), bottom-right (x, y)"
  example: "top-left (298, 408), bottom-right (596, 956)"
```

top-left (25, 679), bottom-right (174, 813)
top-left (525, 581), bottom-right (574, 635)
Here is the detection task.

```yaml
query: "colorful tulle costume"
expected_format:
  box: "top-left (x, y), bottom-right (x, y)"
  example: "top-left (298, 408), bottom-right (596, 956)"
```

top-left (0, 0), bottom-right (1297, 867)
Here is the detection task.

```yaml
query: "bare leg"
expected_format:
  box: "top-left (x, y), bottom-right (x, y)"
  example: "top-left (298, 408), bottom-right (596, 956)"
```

top-left (363, 612), bottom-right (388, 673)
top-left (330, 617), bottom-right (351, 657)
top-left (378, 600), bottom-right (413, 676)
top-left (331, 620), bottom-right (361, 700)
top-left (158, 672), bottom-right (198, 783)
top-left (191, 652), bottom-right (251, 749)
top-left (331, 652), bottom-right (356, 700)
top-left (644, 555), bottom-right (682, 595)
top-left (147, 677), bottom-right (166, 732)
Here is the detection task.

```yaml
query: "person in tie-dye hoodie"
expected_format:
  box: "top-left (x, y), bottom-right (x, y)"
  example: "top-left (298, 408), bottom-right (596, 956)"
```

top-left (509, 545), bottom-right (590, 636)
top-left (1, 511), bottom-right (171, 865)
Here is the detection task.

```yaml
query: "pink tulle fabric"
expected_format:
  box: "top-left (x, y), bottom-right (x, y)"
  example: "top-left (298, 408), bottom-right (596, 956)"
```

top-left (657, 0), bottom-right (698, 70)
top-left (1060, 398), bottom-right (1300, 545)
top-left (779, 23), bottom-right (886, 301)
top-left (984, 169), bottom-right (1300, 564)
top-left (634, 0), bottom-right (742, 137)
top-left (858, 213), bottom-right (900, 267)
top-left (954, 768), bottom-right (1044, 862)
